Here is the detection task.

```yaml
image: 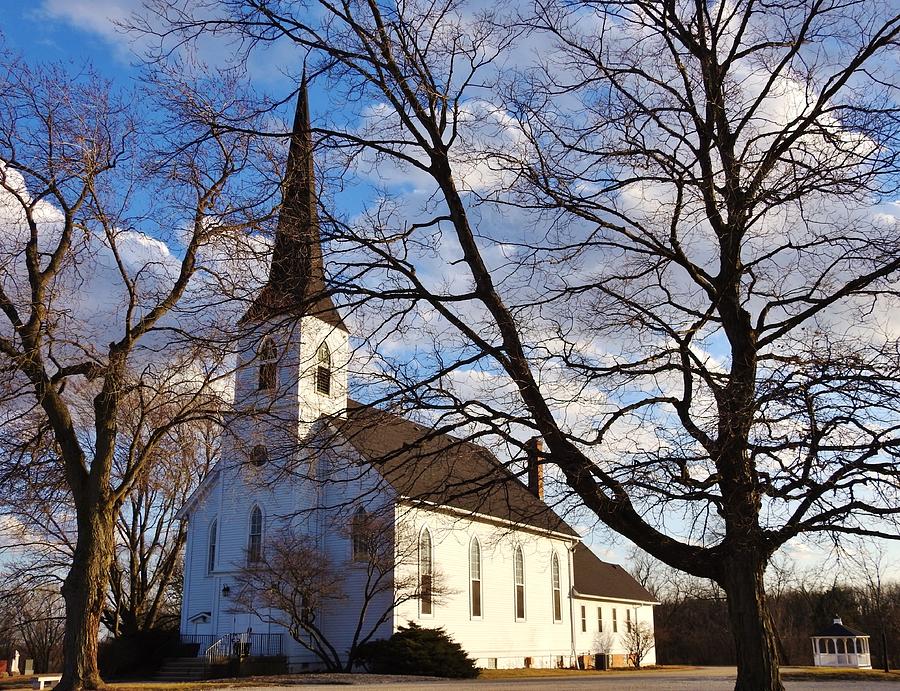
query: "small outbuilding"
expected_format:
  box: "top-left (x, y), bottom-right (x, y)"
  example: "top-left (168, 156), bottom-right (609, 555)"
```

top-left (811, 616), bottom-right (871, 669)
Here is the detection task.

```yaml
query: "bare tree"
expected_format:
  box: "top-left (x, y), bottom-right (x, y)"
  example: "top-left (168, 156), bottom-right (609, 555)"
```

top-left (105, 415), bottom-right (219, 636)
top-left (841, 541), bottom-right (897, 672)
top-left (0, 389), bottom-right (218, 641)
top-left (233, 513), bottom-right (447, 671)
top-left (131, 1), bottom-right (900, 689)
top-left (0, 51), bottom-right (275, 689)
top-left (16, 586), bottom-right (66, 674)
top-left (624, 621), bottom-right (654, 669)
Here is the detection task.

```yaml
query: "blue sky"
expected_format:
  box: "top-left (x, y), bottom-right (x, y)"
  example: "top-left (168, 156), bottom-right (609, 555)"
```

top-left (2, 4), bottom-right (133, 76)
top-left (2, 1), bottom-right (898, 583)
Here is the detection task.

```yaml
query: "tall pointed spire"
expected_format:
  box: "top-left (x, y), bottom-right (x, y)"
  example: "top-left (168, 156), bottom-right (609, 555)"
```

top-left (245, 75), bottom-right (346, 330)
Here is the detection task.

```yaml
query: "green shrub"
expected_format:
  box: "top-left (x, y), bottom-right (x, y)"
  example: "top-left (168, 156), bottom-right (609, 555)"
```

top-left (356, 621), bottom-right (478, 678)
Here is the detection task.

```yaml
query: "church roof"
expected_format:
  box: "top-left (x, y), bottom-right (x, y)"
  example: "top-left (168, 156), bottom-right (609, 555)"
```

top-left (243, 76), bottom-right (346, 330)
top-left (335, 400), bottom-right (578, 538)
top-left (572, 543), bottom-right (657, 603)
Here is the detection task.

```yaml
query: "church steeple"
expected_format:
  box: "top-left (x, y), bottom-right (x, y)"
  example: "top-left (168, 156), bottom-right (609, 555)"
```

top-left (244, 75), bottom-right (347, 330)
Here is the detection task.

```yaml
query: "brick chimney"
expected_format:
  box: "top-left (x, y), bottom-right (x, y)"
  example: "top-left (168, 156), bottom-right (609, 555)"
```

top-left (525, 436), bottom-right (544, 500)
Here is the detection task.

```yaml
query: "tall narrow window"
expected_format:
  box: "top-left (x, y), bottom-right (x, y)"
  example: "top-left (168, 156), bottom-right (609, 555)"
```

top-left (470, 538), bottom-right (482, 618)
top-left (626, 608), bottom-right (633, 632)
top-left (248, 506), bottom-right (263, 563)
top-left (612, 608), bottom-right (618, 632)
top-left (300, 594), bottom-right (312, 625)
top-left (514, 546), bottom-right (525, 620)
top-left (419, 528), bottom-right (433, 615)
top-left (207, 519), bottom-right (217, 574)
top-left (316, 342), bottom-right (331, 395)
top-left (581, 605), bottom-right (587, 632)
top-left (258, 338), bottom-right (277, 391)
top-left (598, 607), bottom-right (603, 632)
top-left (551, 553), bottom-right (562, 622)
top-left (351, 506), bottom-right (368, 561)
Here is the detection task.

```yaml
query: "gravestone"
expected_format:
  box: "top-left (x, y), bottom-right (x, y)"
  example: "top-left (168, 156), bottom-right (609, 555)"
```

top-left (8, 649), bottom-right (19, 675)
top-left (23, 658), bottom-right (34, 675)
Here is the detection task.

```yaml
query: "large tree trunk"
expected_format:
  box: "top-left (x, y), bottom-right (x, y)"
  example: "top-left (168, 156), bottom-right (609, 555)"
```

top-left (722, 556), bottom-right (784, 691)
top-left (57, 502), bottom-right (117, 691)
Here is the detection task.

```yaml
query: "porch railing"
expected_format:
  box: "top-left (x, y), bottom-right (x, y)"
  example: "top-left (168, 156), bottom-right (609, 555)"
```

top-left (204, 636), bottom-right (229, 664)
top-left (181, 632), bottom-right (284, 659)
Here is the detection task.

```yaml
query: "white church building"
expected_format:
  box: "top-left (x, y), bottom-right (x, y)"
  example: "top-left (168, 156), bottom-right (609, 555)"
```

top-left (176, 80), bottom-right (657, 672)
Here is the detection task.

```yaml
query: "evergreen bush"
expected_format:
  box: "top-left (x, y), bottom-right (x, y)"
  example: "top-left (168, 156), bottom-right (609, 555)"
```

top-left (356, 621), bottom-right (478, 678)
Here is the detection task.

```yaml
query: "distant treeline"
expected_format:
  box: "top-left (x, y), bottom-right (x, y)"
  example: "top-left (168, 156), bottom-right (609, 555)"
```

top-left (654, 583), bottom-right (900, 668)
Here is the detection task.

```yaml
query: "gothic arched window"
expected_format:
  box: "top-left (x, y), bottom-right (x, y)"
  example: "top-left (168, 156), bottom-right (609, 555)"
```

top-left (469, 537), bottom-right (482, 618)
top-left (551, 552), bottom-right (562, 622)
top-left (419, 528), bottom-right (433, 615)
top-left (207, 519), bottom-right (217, 574)
top-left (248, 506), bottom-right (263, 563)
top-left (258, 338), bottom-right (278, 391)
top-left (351, 506), bottom-right (368, 561)
top-left (514, 546), bottom-right (525, 620)
top-left (316, 342), bottom-right (331, 395)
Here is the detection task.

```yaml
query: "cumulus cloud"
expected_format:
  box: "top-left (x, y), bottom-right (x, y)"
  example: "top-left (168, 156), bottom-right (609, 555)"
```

top-left (0, 161), bottom-right (273, 384)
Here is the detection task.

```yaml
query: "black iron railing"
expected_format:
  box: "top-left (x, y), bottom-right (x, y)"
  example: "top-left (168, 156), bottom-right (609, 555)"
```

top-left (180, 632), bottom-right (283, 659)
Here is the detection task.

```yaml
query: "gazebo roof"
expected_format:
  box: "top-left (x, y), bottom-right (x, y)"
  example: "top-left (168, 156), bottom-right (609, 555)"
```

top-left (813, 618), bottom-right (867, 638)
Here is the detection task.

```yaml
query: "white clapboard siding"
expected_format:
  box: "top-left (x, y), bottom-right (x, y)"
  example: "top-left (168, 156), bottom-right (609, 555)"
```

top-left (392, 504), bottom-right (579, 669)
top-left (572, 598), bottom-right (657, 666)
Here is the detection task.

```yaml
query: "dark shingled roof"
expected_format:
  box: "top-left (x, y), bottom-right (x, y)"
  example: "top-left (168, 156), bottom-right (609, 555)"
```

top-left (572, 543), bottom-right (657, 603)
top-left (335, 401), bottom-right (578, 537)
top-left (814, 620), bottom-right (868, 637)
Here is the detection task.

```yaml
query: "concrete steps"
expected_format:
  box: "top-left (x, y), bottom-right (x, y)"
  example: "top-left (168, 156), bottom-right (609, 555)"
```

top-left (155, 657), bottom-right (209, 681)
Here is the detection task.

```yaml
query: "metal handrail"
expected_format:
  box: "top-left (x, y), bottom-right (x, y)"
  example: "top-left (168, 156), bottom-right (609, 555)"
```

top-left (204, 636), bottom-right (229, 664)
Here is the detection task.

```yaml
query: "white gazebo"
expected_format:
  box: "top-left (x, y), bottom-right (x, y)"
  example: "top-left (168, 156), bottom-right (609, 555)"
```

top-left (811, 616), bottom-right (871, 669)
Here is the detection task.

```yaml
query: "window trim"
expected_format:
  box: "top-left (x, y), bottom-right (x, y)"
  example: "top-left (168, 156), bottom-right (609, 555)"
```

top-left (581, 604), bottom-right (587, 633)
top-left (612, 607), bottom-right (618, 633)
top-left (514, 545), bottom-right (526, 621)
top-left (469, 537), bottom-right (482, 619)
top-left (316, 342), bottom-right (332, 396)
top-left (418, 527), bottom-right (434, 617)
top-left (551, 552), bottom-right (562, 623)
top-left (258, 337), bottom-right (278, 391)
top-left (207, 519), bottom-right (217, 574)
top-left (598, 606), bottom-right (603, 632)
top-left (248, 505), bottom-right (263, 564)
top-left (351, 506), bottom-right (368, 561)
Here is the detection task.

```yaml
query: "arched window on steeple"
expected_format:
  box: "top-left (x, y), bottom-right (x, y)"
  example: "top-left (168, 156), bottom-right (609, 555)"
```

top-left (316, 342), bottom-right (331, 395)
top-left (258, 338), bottom-right (278, 391)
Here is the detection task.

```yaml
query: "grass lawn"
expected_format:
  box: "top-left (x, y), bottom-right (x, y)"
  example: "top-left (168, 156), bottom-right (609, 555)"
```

top-left (781, 666), bottom-right (900, 682)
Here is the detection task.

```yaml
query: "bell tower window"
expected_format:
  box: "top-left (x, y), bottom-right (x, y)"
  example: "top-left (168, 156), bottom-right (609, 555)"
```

top-left (316, 342), bottom-right (331, 395)
top-left (258, 338), bottom-right (278, 391)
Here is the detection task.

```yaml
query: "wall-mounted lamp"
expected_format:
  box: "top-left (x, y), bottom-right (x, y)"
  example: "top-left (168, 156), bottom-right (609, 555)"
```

top-left (221, 584), bottom-right (231, 598)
